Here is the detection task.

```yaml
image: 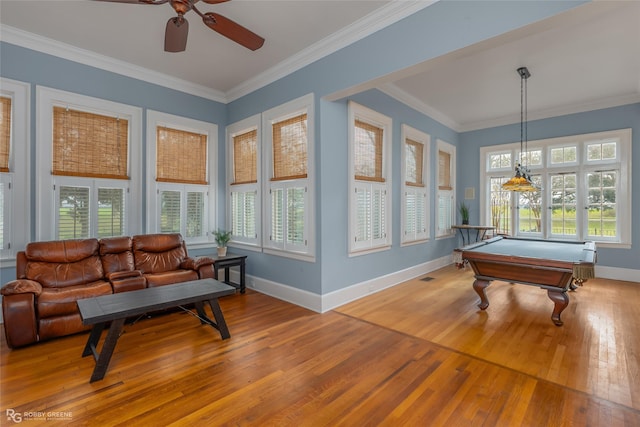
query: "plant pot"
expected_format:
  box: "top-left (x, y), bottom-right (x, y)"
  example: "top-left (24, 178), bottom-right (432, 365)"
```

top-left (462, 219), bottom-right (469, 225)
top-left (217, 247), bottom-right (227, 257)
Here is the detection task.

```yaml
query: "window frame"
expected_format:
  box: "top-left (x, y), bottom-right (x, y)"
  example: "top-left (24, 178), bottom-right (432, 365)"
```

top-left (480, 128), bottom-right (631, 248)
top-left (226, 114), bottom-right (262, 250)
top-left (36, 86), bottom-right (142, 242)
top-left (348, 101), bottom-right (392, 255)
top-left (436, 139), bottom-right (456, 239)
top-left (0, 78), bottom-right (30, 265)
top-left (262, 93), bottom-right (315, 261)
top-left (401, 124), bottom-right (430, 245)
top-left (146, 110), bottom-right (217, 248)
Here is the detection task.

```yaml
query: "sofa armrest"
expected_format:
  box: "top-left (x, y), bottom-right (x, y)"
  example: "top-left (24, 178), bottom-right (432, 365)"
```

top-left (181, 256), bottom-right (216, 279)
top-left (106, 270), bottom-right (143, 281)
top-left (181, 256), bottom-right (215, 270)
top-left (1, 279), bottom-right (43, 296)
top-left (2, 289), bottom-right (39, 348)
top-left (105, 270), bottom-right (146, 293)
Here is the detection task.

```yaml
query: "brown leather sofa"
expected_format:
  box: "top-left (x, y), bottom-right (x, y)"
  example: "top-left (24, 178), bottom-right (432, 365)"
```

top-left (1, 233), bottom-right (216, 348)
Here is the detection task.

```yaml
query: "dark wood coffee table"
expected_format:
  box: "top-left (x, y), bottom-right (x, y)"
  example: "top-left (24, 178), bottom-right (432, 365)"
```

top-left (77, 279), bottom-right (235, 382)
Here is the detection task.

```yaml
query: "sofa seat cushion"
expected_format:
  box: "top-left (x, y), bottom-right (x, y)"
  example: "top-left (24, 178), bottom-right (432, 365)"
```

top-left (37, 280), bottom-right (113, 318)
top-left (39, 313), bottom-right (88, 341)
top-left (144, 270), bottom-right (198, 288)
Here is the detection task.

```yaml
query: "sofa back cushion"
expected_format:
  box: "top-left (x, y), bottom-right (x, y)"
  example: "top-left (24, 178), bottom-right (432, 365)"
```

top-left (133, 233), bottom-right (187, 274)
top-left (100, 236), bottom-right (136, 274)
top-left (24, 239), bottom-right (104, 288)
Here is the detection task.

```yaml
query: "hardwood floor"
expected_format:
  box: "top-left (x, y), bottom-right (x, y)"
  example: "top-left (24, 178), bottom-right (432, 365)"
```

top-left (1, 266), bottom-right (639, 426)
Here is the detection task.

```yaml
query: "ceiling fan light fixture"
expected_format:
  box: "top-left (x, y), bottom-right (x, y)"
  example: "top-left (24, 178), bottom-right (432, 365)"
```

top-left (164, 16), bottom-right (189, 52)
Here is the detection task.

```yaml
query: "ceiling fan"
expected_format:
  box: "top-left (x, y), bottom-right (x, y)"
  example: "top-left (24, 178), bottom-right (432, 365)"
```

top-left (96, 0), bottom-right (265, 52)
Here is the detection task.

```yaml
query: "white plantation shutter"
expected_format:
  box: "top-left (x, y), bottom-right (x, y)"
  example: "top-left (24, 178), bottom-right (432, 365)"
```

top-left (405, 192), bottom-right (416, 236)
top-left (437, 191), bottom-right (453, 233)
top-left (160, 190), bottom-right (181, 233)
top-left (269, 185), bottom-right (307, 251)
top-left (57, 185), bottom-right (90, 239)
top-left (416, 192), bottom-right (426, 235)
top-left (353, 183), bottom-right (387, 251)
top-left (270, 188), bottom-right (284, 245)
top-left (97, 187), bottom-right (125, 238)
top-left (231, 190), bottom-right (257, 239)
top-left (186, 191), bottom-right (204, 238)
top-left (287, 187), bottom-right (305, 245)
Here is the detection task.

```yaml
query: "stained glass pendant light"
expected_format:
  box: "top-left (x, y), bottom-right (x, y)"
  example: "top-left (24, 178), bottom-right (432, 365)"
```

top-left (502, 66), bottom-right (539, 192)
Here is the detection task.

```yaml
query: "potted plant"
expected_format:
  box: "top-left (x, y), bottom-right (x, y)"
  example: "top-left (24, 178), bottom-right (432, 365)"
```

top-left (459, 201), bottom-right (470, 225)
top-left (212, 229), bottom-right (232, 256)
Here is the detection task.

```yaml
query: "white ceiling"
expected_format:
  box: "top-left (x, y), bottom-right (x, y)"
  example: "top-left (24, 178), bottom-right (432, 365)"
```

top-left (1, 0), bottom-right (639, 132)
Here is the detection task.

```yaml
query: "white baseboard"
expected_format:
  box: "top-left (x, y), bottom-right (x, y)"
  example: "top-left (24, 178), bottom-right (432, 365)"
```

top-left (246, 254), bottom-right (453, 313)
top-left (595, 266), bottom-right (640, 283)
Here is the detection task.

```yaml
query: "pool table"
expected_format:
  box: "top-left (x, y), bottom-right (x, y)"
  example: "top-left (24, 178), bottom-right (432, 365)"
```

top-left (460, 236), bottom-right (596, 326)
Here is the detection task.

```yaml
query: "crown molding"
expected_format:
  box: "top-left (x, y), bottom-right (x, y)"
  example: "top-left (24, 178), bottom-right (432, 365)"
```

top-left (225, 0), bottom-right (438, 102)
top-left (378, 82), bottom-right (461, 131)
top-left (0, 25), bottom-right (227, 103)
top-left (458, 93), bottom-right (640, 133)
top-left (380, 82), bottom-right (640, 133)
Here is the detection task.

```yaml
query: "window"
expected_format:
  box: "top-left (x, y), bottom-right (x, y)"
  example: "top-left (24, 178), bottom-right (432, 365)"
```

top-left (481, 129), bottom-right (631, 247)
top-left (147, 110), bottom-right (217, 246)
top-left (401, 124), bottom-right (429, 244)
top-left (348, 102), bottom-right (392, 254)
top-left (36, 87), bottom-right (141, 241)
top-left (436, 139), bottom-right (456, 238)
top-left (262, 94), bottom-right (314, 260)
top-left (227, 114), bottom-right (261, 248)
top-left (1, 78), bottom-right (29, 264)
top-left (51, 106), bottom-right (129, 239)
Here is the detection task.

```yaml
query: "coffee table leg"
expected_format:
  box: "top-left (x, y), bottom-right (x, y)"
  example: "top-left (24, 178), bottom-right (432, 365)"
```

top-left (194, 299), bottom-right (230, 339)
top-left (207, 298), bottom-right (230, 340)
top-left (90, 317), bottom-right (126, 382)
top-left (194, 301), bottom-right (209, 325)
top-left (82, 322), bottom-right (106, 358)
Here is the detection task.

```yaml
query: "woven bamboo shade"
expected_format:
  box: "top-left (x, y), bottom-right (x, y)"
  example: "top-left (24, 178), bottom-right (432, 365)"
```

top-left (0, 96), bottom-right (12, 172)
top-left (438, 150), bottom-right (451, 190)
top-left (354, 119), bottom-right (384, 182)
top-left (52, 106), bottom-right (128, 179)
top-left (156, 126), bottom-right (207, 185)
top-left (272, 113), bottom-right (307, 181)
top-left (232, 129), bottom-right (257, 185)
top-left (405, 138), bottom-right (424, 187)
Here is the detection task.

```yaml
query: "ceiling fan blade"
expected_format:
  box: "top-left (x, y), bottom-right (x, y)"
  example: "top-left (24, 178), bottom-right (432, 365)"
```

top-left (93, 0), bottom-right (168, 4)
top-left (165, 16), bottom-right (189, 52)
top-left (201, 0), bottom-right (231, 4)
top-left (202, 13), bottom-right (264, 51)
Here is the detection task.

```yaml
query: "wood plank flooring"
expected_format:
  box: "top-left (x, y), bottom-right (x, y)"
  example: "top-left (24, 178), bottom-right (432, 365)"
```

top-left (1, 265), bottom-right (639, 426)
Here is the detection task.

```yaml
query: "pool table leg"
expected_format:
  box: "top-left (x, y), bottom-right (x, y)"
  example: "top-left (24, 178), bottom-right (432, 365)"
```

top-left (473, 279), bottom-right (490, 310)
top-left (547, 290), bottom-right (569, 326)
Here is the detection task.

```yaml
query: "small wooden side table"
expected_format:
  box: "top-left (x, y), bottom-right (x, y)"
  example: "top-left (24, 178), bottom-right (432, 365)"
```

top-left (211, 253), bottom-right (247, 293)
top-left (451, 225), bottom-right (495, 246)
